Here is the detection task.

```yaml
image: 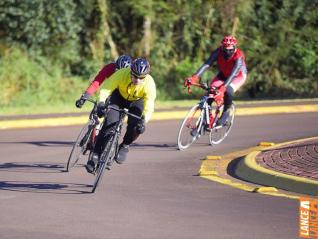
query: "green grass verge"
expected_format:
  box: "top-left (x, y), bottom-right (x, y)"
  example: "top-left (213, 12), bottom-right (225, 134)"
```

top-left (1, 98), bottom-right (317, 116)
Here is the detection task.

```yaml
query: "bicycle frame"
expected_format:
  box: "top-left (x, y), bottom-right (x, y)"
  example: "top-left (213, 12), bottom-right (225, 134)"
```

top-left (91, 105), bottom-right (141, 193)
top-left (66, 99), bottom-right (100, 171)
top-left (177, 81), bottom-right (230, 150)
top-left (81, 99), bottom-right (100, 151)
top-left (193, 83), bottom-right (225, 131)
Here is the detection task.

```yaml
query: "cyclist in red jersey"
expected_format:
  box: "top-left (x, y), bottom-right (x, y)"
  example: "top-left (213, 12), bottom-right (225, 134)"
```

top-left (75, 55), bottom-right (133, 108)
top-left (184, 35), bottom-right (248, 125)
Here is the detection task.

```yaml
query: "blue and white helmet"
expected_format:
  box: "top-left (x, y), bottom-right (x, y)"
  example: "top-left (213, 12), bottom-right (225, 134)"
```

top-left (115, 55), bottom-right (132, 69)
top-left (131, 58), bottom-right (150, 78)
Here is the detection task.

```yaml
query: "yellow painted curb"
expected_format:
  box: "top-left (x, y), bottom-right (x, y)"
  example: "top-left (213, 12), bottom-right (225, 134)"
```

top-left (205, 156), bottom-right (221, 160)
top-left (258, 142), bottom-right (275, 147)
top-left (1, 104), bottom-right (318, 129)
top-left (198, 137), bottom-right (318, 199)
top-left (235, 104), bottom-right (318, 116)
top-left (0, 116), bottom-right (88, 129)
top-left (253, 187), bottom-right (278, 193)
top-left (235, 137), bottom-right (318, 196)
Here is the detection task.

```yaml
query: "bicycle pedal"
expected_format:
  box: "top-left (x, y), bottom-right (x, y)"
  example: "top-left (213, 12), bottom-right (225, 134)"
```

top-left (214, 125), bottom-right (223, 130)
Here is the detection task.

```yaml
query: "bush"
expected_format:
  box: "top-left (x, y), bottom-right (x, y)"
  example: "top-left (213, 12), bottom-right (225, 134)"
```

top-left (0, 47), bottom-right (86, 107)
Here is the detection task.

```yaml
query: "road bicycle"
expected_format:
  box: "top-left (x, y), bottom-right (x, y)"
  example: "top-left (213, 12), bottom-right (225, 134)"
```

top-left (91, 105), bottom-right (141, 193)
top-left (66, 99), bottom-right (141, 193)
top-left (66, 99), bottom-right (101, 172)
top-left (177, 82), bottom-right (235, 150)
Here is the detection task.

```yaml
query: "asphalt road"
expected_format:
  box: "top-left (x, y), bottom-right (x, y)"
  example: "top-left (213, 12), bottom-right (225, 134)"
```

top-left (0, 112), bottom-right (317, 239)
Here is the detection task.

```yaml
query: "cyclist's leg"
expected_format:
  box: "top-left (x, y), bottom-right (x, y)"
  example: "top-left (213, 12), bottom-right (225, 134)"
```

top-left (86, 90), bottom-right (124, 172)
top-left (94, 91), bottom-right (124, 155)
top-left (218, 72), bottom-right (247, 125)
top-left (124, 98), bottom-right (144, 144)
top-left (228, 72), bottom-right (247, 93)
top-left (116, 98), bottom-right (144, 164)
top-left (209, 74), bottom-right (224, 88)
top-left (207, 75), bottom-right (223, 105)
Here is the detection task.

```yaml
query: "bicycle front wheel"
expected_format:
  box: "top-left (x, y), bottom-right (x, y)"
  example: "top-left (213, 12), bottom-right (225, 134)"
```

top-left (91, 134), bottom-right (117, 193)
top-left (177, 104), bottom-right (204, 150)
top-left (66, 122), bottom-right (93, 172)
top-left (209, 104), bottom-right (235, 145)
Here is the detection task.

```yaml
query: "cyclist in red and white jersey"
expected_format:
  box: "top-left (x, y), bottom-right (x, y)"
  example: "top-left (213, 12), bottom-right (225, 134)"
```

top-left (185, 35), bottom-right (248, 125)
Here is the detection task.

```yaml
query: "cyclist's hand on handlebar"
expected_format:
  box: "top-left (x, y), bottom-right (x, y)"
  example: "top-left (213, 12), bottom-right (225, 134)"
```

top-left (96, 102), bottom-right (106, 118)
top-left (184, 75), bottom-right (199, 87)
top-left (184, 77), bottom-right (192, 87)
top-left (75, 92), bottom-right (90, 108)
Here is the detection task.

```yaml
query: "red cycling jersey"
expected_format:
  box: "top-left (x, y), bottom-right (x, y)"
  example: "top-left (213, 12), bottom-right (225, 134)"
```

top-left (86, 63), bottom-right (116, 95)
top-left (217, 48), bottom-right (246, 78)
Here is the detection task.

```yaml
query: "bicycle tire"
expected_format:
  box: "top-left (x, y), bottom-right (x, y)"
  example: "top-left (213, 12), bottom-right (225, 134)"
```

top-left (66, 122), bottom-right (93, 172)
top-left (91, 134), bottom-right (118, 193)
top-left (177, 104), bottom-right (204, 150)
top-left (209, 104), bottom-right (235, 145)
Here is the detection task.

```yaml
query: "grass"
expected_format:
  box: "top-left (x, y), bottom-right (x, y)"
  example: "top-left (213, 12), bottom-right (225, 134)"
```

top-left (1, 98), bottom-right (317, 116)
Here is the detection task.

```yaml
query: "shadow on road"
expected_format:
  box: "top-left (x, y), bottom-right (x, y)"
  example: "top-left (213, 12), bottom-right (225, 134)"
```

top-left (0, 162), bottom-right (93, 194)
top-left (0, 162), bottom-right (65, 173)
top-left (0, 180), bottom-right (91, 194)
top-left (132, 142), bottom-right (177, 151)
top-left (0, 141), bottom-right (73, 147)
top-left (226, 156), bottom-right (271, 187)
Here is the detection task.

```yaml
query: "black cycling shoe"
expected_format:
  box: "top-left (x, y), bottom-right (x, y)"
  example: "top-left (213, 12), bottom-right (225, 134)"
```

top-left (115, 144), bottom-right (129, 164)
top-left (216, 109), bottom-right (230, 127)
top-left (190, 128), bottom-right (198, 137)
top-left (85, 153), bottom-right (99, 174)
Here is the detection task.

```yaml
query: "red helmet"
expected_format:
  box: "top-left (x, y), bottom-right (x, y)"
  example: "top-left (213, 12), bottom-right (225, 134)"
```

top-left (221, 35), bottom-right (237, 48)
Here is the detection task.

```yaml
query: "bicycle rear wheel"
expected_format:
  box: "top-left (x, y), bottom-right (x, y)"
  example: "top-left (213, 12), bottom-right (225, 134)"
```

top-left (66, 122), bottom-right (93, 172)
top-left (91, 134), bottom-right (117, 193)
top-left (209, 104), bottom-right (235, 145)
top-left (177, 104), bottom-right (204, 150)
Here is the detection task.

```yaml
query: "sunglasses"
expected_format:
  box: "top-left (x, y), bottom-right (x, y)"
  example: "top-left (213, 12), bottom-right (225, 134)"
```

top-left (222, 48), bottom-right (235, 54)
top-left (131, 73), bottom-right (146, 80)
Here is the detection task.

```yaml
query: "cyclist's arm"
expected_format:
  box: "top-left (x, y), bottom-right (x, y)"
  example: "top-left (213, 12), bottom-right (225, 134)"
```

top-left (98, 68), bottom-right (122, 99)
top-left (224, 57), bottom-right (244, 87)
top-left (194, 49), bottom-right (219, 78)
top-left (143, 77), bottom-right (157, 123)
top-left (85, 63), bottom-right (116, 96)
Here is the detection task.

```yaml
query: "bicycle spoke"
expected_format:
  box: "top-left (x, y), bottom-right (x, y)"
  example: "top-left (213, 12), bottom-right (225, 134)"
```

top-left (177, 104), bottom-right (204, 150)
top-left (66, 123), bottom-right (93, 171)
top-left (91, 133), bottom-right (119, 193)
top-left (209, 104), bottom-right (235, 145)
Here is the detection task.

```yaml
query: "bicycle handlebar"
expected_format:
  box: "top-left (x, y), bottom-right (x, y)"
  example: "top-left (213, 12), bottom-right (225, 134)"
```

top-left (187, 82), bottom-right (212, 94)
top-left (108, 105), bottom-right (142, 120)
top-left (86, 98), bottom-right (97, 105)
top-left (85, 98), bottom-right (141, 120)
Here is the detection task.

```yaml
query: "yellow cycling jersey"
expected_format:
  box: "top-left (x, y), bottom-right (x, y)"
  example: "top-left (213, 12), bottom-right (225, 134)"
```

top-left (100, 67), bottom-right (156, 122)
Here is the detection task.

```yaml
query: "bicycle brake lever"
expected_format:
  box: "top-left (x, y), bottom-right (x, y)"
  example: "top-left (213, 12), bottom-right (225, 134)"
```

top-left (187, 86), bottom-right (192, 94)
top-left (200, 82), bottom-right (208, 90)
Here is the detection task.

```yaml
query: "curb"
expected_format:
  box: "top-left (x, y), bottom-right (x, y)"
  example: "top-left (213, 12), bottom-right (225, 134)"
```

top-left (198, 148), bottom-right (300, 200)
top-left (235, 137), bottom-right (318, 196)
top-left (1, 104), bottom-right (318, 130)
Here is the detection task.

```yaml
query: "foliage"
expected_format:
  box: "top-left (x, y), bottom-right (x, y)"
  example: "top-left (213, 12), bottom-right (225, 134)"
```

top-left (0, 0), bottom-right (317, 110)
top-left (0, 47), bottom-right (86, 107)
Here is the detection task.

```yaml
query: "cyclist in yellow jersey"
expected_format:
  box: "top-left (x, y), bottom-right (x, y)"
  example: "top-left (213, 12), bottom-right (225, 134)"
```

top-left (85, 58), bottom-right (156, 173)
